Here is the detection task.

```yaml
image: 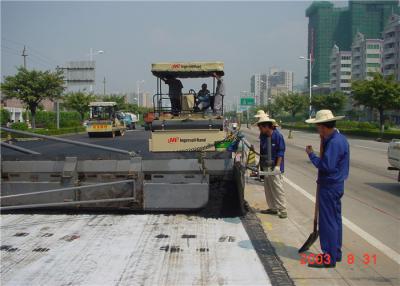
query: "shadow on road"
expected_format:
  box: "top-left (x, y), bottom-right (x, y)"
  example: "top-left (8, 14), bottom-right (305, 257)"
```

top-left (365, 182), bottom-right (400, 197)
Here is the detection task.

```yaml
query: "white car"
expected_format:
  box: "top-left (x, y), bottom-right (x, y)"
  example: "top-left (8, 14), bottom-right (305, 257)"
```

top-left (388, 139), bottom-right (400, 182)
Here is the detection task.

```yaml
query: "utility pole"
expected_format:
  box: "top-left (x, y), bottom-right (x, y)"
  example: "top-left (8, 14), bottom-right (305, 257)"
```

top-left (22, 46), bottom-right (27, 68)
top-left (55, 66), bottom-right (61, 129)
top-left (103, 77), bottom-right (106, 96)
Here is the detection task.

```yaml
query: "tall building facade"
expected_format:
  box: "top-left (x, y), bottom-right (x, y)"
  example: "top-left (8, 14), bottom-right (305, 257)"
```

top-left (330, 45), bottom-right (352, 93)
top-left (382, 14), bottom-right (400, 81)
top-left (267, 68), bottom-right (294, 101)
top-left (306, 0), bottom-right (399, 85)
top-left (351, 32), bottom-right (383, 80)
top-left (250, 74), bottom-right (267, 105)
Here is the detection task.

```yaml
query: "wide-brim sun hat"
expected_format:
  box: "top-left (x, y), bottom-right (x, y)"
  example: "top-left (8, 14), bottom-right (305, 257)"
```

top-left (254, 110), bottom-right (268, 118)
top-left (305, 109), bottom-right (345, 124)
top-left (256, 115), bottom-right (276, 125)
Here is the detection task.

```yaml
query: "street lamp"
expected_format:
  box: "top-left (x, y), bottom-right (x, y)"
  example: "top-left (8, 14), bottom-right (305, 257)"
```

top-left (89, 48), bottom-right (104, 61)
top-left (136, 80), bottom-right (145, 106)
top-left (299, 53), bottom-right (313, 118)
top-left (88, 48), bottom-right (104, 93)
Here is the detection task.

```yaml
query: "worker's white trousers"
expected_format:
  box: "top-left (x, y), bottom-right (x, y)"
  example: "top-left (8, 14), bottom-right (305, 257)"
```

top-left (213, 94), bottom-right (223, 115)
top-left (263, 174), bottom-right (287, 212)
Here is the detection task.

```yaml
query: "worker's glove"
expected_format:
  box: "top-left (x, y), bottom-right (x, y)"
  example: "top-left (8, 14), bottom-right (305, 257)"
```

top-left (272, 166), bottom-right (281, 175)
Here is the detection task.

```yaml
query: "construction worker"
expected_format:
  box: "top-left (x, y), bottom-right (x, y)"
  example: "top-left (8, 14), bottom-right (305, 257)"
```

top-left (254, 110), bottom-right (278, 181)
top-left (162, 76), bottom-right (183, 116)
top-left (305, 109), bottom-right (350, 268)
top-left (213, 71), bottom-right (225, 116)
top-left (257, 115), bottom-right (287, 219)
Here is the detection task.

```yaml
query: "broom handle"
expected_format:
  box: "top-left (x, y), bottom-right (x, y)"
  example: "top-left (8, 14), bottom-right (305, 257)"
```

top-left (313, 137), bottom-right (324, 232)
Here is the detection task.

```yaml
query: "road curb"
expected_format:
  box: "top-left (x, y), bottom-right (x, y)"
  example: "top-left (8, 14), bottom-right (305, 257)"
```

top-left (241, 205), bottom-right (295, 286)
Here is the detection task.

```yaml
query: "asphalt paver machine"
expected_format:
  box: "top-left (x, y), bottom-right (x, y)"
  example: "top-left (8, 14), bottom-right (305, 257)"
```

top-left (149, 62), bottom-right (226, 152)
top-left (1, 62), bottom-right (247, 216)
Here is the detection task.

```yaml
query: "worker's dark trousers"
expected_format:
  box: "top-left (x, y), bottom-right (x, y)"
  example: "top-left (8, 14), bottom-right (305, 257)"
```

top-left (170, 96), bottom-right (181, 114)
top-left (318, 182), bottom-right (344, 265)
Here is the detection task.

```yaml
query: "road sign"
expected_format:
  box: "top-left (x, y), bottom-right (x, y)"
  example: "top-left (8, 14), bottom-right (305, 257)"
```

top-left (240, 97), bottom-right (255, 106)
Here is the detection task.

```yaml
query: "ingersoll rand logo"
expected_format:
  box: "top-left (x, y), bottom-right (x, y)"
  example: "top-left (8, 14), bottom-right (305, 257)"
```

top-left (167, 137), bottom-right (180, 144)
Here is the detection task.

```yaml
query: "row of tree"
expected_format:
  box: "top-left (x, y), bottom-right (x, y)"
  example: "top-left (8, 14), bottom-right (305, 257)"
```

top-left (2, 67), bottom-right (399, 130)
top-left (1, 67), bottom-right (151, 129)
top-left (242, 73), bottom-right (399, 130)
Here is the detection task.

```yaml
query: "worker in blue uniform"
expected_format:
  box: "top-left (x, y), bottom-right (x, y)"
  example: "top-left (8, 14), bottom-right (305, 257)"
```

top-left (305, 109), bottom-right (350, 268)
top-left (257, 115), bottom-right (287, 219)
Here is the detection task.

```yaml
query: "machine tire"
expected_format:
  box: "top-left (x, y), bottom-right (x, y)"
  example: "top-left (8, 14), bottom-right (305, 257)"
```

top-left (131, 123), bottom-right (136, 130)
top-left (88, 132), bottom-right (93, 138)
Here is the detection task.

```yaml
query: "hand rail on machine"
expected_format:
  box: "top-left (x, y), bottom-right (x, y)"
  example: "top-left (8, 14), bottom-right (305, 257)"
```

top-left (0, 127), bottom-right (138, 157)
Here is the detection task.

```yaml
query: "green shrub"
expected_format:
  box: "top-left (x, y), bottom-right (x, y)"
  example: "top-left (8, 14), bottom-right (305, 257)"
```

top-left (10, 122), bottom-right (29, 130)
top-left (23, 110), bottom-right (82, 128)
top-left (0, 108), bottom-right (11, 126)
top-left (281, 122), bottom-right (400, 141)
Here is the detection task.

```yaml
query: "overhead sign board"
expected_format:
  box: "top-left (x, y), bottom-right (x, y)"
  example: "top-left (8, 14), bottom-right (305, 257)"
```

top-left (63, 61), bottom-right (95, 84)
top-left (240, 97), bottom-right (255, 106)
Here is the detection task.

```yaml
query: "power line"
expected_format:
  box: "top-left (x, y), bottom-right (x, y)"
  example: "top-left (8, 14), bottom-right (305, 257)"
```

top-left (2, 37), bottom-right (59, 66)
top-left (2, 44), bottom-right (54, 69)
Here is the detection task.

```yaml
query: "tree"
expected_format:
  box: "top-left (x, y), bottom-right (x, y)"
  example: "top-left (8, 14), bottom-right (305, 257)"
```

top-left (311, 92), bottom-right (347, 115)
top-left (0, 108), bottom-right (11, 126)
top-left (352, 73), bottom-right (400, 132)
top-left (276, 92), bottom-right (308, 119)
top-left (1, 67), bottom-right (65, 128)
top-left (101, 94), bottom-right (127, 110)
top-left (64, 91), bottom-right (95, 121)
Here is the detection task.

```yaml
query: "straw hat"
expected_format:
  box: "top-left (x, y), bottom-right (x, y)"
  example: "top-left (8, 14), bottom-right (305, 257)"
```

top-left (254, 110), bottom-right (269, 118)
top-left (305, 109), bottom-right (345, 124)
top-left (256, 115), bottom-right (276, 125)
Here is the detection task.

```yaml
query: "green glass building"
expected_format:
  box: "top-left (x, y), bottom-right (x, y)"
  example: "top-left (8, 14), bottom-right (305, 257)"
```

top-left (306, 0), bottom-right (399, 85)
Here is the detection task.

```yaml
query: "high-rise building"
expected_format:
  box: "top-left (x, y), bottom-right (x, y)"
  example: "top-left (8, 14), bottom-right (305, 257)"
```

top-left (250, 74), bottom-right (268, 105)
top-left (382, 14), bottom-right (400, 81)
top-left (267, 68), bottom-right (294, 101)
top-left (351, 32), bottom-right (383, 80)
top-left (306, 0), bottom-right (399, 85)
top-left (330, 45), bottom-right (352, 93)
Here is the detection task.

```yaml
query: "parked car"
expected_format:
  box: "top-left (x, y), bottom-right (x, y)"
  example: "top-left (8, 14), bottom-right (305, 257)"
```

top-left (388, 139), bottom-right (400, 182)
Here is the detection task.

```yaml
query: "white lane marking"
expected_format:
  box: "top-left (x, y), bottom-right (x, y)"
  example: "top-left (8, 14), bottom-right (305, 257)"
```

top-left (283, 177), bottom-right (400, 265)
top-left (352, 144), bottom-right (387, 152)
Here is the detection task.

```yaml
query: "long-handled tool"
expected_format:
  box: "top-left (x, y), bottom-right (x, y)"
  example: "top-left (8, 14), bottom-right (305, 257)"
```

top-left (298, 185), bottom-right (320, 253)
top-left (298, 138), bottom-right (324, 253)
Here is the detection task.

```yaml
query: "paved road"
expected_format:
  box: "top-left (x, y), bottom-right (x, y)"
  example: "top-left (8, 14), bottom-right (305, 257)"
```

top-left (243, 127), bottom-right (399, 286)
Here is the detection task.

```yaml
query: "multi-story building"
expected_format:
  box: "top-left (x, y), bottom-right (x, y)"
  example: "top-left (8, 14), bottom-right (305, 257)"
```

top-left (250, 74), bottom-right (268, 105)
top-left (330, 45), bottom-right (352, 93)
top-left (351, 32), bottom-right (383, 81)
top-left (383, 14), bottom-right (400, 81)
top-left (306, 0), bottom-right (399, 85)
top-left (267, 68), bottom-right (294, 101)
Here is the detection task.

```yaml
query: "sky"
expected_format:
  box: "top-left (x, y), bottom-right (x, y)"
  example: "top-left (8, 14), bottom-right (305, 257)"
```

top-left (1, 0), bottom-right (324, 106)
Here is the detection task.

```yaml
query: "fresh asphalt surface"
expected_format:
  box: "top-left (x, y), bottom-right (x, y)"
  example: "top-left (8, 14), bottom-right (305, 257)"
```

top-left (1, 128), bottom-right (227, 160)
